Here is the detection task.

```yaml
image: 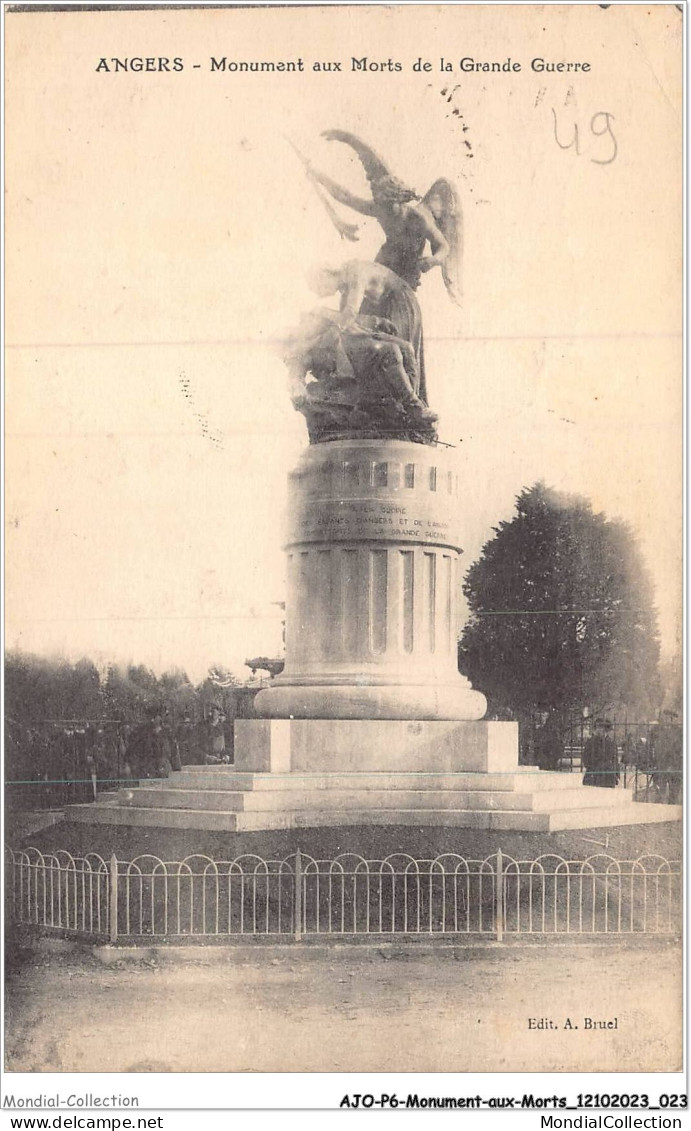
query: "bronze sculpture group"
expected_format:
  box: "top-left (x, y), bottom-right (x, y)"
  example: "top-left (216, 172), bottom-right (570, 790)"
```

top-left (285, 131), bottom-right (462, 444)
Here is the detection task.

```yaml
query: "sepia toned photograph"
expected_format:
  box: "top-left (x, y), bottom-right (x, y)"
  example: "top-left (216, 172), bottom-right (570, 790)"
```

top-left (3, 0), bottom-right (684, 1086)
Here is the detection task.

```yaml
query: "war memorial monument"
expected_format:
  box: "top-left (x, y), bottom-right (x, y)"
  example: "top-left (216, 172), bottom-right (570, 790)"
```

top-left (64, 131), bottom-right (680, 847)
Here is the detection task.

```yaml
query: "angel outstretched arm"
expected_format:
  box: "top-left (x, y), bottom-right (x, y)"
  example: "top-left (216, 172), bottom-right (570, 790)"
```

top-left (310, 169), bottom-right (377, 216)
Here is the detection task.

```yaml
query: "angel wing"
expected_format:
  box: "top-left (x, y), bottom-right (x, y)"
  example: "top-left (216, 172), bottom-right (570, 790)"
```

top-left (423, 178), bottom-right (462, 305)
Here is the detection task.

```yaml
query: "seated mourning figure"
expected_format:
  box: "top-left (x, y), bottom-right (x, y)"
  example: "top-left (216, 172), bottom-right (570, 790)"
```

top-left (285, 260), bottom-right (439, 445)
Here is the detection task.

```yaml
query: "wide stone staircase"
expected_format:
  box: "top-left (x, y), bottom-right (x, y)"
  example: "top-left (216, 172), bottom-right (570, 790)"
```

top-left (64, 765), bottom-right (682, 833)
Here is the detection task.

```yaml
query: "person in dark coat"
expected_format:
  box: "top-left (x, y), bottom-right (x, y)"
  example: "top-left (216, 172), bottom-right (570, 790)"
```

top-left (582, 719), bottom-right (620, 788)
top-left (176, 714), bottom-right (198, 766)
top-left (202, 705), bottom-right (230, 765)
top-left (126, 707), bottom-right (174, 779)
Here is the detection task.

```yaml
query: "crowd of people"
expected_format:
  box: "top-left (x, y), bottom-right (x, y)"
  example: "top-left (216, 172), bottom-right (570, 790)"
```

top-left (123, 704), bottom-right (234, 778)
top-left (5, 704), bottom-right (239, 810)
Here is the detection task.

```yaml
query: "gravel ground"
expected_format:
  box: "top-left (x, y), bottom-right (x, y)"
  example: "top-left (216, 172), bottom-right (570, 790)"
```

top-left (4, 937), bottom-right (682, 1074)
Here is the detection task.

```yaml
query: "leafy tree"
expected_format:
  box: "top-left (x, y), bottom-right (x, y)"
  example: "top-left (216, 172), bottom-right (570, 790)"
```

top-left (659, 653), bottom-right (682, 716)
top-left (5, 652), bottom-right (102, 723)
top-left (5, 651), bottom-right (41, 724)
top-left (458, 483), bottom-right (661, 719)
top-left (126, 664), bottom-right (159, 697)
top-left (6, 651), bottom-right (247, 733)
top-left (64, 658), bottom-right (103, 719)
top-left (159, 667), bottom-right (196, 719)
top-left (102, 664), bottom-right (145, 722)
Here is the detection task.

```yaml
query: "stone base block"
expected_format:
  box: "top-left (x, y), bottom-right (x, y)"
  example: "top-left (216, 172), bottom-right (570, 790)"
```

top-left (233, 718), bottom-right (518, 774)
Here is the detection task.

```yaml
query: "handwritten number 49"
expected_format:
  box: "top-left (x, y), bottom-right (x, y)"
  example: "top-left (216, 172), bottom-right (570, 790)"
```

top-left (552, 109), bottom-right (617, 165)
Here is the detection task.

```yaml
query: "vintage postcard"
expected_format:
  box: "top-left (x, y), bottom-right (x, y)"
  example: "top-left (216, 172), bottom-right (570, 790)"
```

top-left (3, 0), bottom-right (684, 1114)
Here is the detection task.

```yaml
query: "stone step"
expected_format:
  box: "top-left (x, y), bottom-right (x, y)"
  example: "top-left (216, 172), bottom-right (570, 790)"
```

top-left (230, 802), bottom-right (683, 834)
top-left (123, 785), bottom-right (632, 814)
top-left (147, 768), bottom-right (587, 794)
top-left (234, 807), bottom-right (662, 833)
top-left (65, 802), bottom-right (241, 832)
top-left (176, 764), bottom-right (238, 772)
top-left (544, 803), bottom-right (683, 832)
top-left (531, 788), bottom-right (633, 812)
top-left (63, 801), bottom-right (681, 834)
top-left (127, 789), bottom-right (248, 811)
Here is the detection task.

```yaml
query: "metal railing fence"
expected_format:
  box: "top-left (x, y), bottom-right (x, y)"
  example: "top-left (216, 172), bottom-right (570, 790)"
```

top-left (5, 846), bottom-right (681, 944)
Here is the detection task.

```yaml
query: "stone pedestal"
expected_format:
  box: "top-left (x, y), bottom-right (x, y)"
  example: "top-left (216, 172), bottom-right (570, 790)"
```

top-left (254, 439), bottom-right (486, 722)
top-left (234, 719), bottom-right (517, 774)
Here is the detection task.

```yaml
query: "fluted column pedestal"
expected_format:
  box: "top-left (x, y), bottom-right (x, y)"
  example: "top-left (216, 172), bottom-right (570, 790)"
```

top-left (254, 439), bottom-right (486, 722)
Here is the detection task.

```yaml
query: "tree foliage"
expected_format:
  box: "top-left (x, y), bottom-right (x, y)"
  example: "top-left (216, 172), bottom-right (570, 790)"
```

top-left (458, 483), bottom-right (661, 718)
top-left (6, 654), bottom-right (227, 727)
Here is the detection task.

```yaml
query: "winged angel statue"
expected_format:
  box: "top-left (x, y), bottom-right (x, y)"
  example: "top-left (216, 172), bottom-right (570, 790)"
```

top-left (285, 130), bottom-right (462, 444)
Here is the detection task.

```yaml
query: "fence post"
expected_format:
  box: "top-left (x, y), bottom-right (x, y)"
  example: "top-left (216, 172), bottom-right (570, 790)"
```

top-left (109, 854), bottom-right (118, 944)
top-left (495, 848), bottom-right (504, 943)
top-left (294, 848), bottom-right (302, 942)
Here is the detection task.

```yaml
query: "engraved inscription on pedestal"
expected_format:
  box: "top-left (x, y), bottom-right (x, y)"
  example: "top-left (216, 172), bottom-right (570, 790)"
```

top-left (288, 443), bottom-right (461, 547)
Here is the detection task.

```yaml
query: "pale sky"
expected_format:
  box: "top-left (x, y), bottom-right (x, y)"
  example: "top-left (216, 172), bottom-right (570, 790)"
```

top-left (5, 4), bottom-right (682, 682)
